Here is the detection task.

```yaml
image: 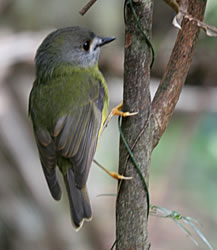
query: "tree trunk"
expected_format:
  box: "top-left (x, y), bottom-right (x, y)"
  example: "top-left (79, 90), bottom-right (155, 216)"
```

top-left (116, 1), bottom-right (153, 249)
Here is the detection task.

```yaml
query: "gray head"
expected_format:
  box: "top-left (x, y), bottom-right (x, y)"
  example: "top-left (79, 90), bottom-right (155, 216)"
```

top-left (35, 26), bottom-right (115, 77)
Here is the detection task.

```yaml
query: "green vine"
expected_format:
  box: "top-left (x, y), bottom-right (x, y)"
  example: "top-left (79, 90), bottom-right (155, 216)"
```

top-left (118, 116), bottom-right (150, 218)
top-left (127, 0), bottom-right (155, 68)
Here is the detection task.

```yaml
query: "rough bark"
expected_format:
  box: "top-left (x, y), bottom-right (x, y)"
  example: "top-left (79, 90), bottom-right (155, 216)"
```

top-left (116, 1), bottom-right (153, 249)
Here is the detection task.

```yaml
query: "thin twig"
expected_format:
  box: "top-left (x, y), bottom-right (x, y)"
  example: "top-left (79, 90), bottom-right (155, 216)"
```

top-left (79, 0), bottom-right (97, 16)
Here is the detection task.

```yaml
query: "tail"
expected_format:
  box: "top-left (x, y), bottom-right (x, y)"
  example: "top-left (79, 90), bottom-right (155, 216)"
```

top-left (42, 166), bottom-right (62, 201)
top-left (64, 168), bottom-right (92, 230)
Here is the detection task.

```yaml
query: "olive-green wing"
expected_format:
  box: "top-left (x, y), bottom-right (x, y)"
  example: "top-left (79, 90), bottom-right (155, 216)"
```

top-left (54, 92), bottom-right (103, 188)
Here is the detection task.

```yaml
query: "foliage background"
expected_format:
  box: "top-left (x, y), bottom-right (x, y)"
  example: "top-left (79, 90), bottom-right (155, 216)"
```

top-left (0, 0), bottom-right (217, 249)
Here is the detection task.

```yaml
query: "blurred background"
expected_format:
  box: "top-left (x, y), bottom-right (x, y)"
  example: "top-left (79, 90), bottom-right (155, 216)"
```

top-left (0, 0), bottom-right (217, 249)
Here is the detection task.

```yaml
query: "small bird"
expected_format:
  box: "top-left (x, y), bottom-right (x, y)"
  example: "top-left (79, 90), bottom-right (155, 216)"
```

top-left (29, 26), bottom-right (115, 230)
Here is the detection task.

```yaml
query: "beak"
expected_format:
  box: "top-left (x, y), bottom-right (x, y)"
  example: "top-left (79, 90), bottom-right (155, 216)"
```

top-left (98, 36), bottom-right (115, 47)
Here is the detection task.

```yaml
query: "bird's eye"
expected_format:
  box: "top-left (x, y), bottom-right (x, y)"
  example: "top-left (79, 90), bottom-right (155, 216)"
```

top-left (83, 41), bottom-right (91, 51)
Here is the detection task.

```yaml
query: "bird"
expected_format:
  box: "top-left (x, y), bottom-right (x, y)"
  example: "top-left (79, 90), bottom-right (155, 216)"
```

top-left (29, 26), bottom-right (115, 230)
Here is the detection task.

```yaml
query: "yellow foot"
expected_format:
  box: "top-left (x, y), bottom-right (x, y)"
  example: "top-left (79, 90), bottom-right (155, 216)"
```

top-left (102, 102), bottom-right (138, 133)
top-left (106, 171), bottom-right (133, 180)
top-left (111, 102), bottom-right (138, 117)
top-left (93, 159), bottom-right (132, 180)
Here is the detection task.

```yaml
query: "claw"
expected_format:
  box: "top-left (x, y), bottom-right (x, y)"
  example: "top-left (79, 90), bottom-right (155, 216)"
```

top-left (93, 159), bottom-right (132, 180)
top-left (108, 171), bottom-right (133, 180)
top-left (102, 102), bottom-right (138, 134)
top-left (111, 102), bottom-right (138, 117)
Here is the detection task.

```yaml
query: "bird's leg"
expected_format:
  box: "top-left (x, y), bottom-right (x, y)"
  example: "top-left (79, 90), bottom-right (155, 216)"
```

top-left (102, 102), bottom-right (138, 132)
top-left (99, 102), bottom-right (137, 180)
top-left (93, 159), bottom-right (132, 180)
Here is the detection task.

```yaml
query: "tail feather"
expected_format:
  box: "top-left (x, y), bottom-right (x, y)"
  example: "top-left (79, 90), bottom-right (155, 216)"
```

top-left (64, 168), bottom-right (92, 230)
top-left (42, 166), bottom-right (62, 201)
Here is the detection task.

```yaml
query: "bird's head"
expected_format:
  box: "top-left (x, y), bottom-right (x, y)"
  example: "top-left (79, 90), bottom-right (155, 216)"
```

top-left (35, 26), bottom-right (115, 78)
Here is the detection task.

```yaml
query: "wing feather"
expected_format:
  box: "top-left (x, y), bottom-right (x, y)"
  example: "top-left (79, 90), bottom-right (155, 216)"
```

top-left (53, 76), bottom-right (105, 188)
top-left (34, 128), bottom-right (61, 200)
top-left (54, 102), bottom-right (101, 188)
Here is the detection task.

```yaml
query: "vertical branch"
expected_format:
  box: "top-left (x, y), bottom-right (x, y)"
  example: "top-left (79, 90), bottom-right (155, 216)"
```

top-left (116, 0), bottom-right (153, 249)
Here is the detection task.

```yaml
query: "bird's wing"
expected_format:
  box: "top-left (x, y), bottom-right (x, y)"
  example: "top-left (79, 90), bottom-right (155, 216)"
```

top-left (54, 89), bottom-right (103, 188)
top-left (53, 81), bottom-right (105, 188)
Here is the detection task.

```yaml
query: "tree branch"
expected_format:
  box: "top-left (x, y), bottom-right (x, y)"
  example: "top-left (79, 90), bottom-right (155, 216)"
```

top-left (151, 0), bottom-right (207, 148)
top-left (116, 0), bottom-right (153, 249)
top-left (79, 0), bottom-right (97, 16)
